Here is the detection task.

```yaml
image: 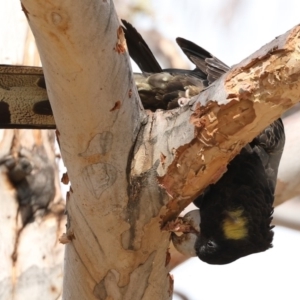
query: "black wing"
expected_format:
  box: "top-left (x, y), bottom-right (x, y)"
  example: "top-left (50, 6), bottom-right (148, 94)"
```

top-left (250, 118), bottom-right (285, 193)
top-left (122, 19), bottom-right (162, 73)
top-left (176, 37), bottom-right (230, 83)
top-left (122, 20), bottom-right (230, 110)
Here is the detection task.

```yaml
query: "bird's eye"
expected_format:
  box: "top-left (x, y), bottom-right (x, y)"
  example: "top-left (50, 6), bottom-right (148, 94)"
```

top-left (207, 240), bottom-right (215, 248)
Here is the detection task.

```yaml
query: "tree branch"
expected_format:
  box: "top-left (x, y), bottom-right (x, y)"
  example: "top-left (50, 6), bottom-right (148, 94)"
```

top-left (155, 26), bottom-right (300, 224)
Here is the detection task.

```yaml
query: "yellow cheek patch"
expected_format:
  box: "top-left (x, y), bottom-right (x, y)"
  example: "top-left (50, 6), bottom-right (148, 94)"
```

top-left (222, 210), bottom-right (248, 240)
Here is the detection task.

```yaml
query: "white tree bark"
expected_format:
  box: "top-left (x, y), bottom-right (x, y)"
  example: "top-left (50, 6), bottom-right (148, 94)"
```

top-left (21, 0), bottom-right (300, 299)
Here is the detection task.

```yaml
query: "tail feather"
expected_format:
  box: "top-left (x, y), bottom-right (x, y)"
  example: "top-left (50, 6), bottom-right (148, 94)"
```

top-left (176, 37), bottom-right (229, 83)
top-left (121, 19), bottom-right (162, 73)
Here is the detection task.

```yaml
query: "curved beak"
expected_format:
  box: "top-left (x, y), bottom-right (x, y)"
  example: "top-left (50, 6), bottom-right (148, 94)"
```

top-left (171, 209), bottom-right (201, 257)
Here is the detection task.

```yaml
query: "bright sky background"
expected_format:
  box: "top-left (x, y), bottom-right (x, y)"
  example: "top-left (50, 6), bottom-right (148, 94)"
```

top-left (172, 226), bottom-right (300, 300)
top-left (146, 0), bottom-right (300, 66)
